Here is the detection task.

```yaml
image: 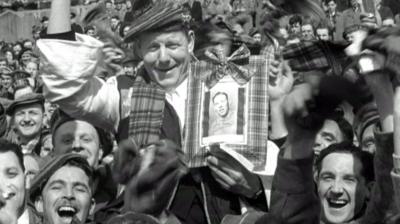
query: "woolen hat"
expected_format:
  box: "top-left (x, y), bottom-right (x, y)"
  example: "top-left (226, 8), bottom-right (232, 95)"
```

top-left (123, 1), bottom-right (190, 43)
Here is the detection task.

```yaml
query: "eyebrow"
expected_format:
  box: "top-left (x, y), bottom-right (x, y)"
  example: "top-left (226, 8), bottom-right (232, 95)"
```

top-left (321, 132), bottom-right (336, 140)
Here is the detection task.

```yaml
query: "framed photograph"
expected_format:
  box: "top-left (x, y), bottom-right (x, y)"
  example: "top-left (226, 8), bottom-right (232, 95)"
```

top-left (200, 76), bottom-right (248, 146)
top-left (184, 53), bottom-right (269, 172)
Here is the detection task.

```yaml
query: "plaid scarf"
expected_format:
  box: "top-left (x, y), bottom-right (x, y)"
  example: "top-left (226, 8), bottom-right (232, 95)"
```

top-left (120, 72), bottom-right (166, 148)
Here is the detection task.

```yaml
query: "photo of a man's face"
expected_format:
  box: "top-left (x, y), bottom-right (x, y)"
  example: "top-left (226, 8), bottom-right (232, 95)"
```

top-left (213, 92), bottom-right (229, 118)
top-left (201, 78), bottom-right (247, 146)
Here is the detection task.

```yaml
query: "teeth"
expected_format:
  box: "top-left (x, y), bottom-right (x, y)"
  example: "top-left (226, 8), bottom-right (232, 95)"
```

top-left (58, 207), bottom-right (76, 213)
top-left (328, 198), bottom-right (347, 206)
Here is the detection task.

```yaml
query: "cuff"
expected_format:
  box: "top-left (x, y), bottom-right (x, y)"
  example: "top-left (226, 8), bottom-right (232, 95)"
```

top-left (40, 30), bottom-right (76, 41)
top-left (272, 155), bottom-right (314, 194)
top-left (374, 125), bottom-right (394, 161)
top-left (393, 154), bottom-right (400, 174)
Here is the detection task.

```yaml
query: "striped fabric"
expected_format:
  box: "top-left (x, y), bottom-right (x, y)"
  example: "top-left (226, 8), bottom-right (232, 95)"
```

top-left (127, 75), bottom-right (166, 148)
top-left (124, 2), bottom-right (187, 43)
top-left (283, 41), bottom-right (347, 76)
top-left (184, 49), bottom-right (270, 172)
top-left (201, 44), bottom-right (253, 88)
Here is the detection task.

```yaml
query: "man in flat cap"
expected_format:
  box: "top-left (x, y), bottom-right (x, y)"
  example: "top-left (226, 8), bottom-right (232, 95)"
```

top-left (6, 93), bottom-right (45, 156)
top-left (30, 153), bottom-right (95, 224)
top-left (38, 0), bottom-right (267, 223)
top-left (50, 109), bottom-right (117, 205)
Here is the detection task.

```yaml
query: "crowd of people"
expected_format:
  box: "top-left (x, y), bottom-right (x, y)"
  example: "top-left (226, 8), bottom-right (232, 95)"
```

top-left (0, 0), bottom-right (400, 223)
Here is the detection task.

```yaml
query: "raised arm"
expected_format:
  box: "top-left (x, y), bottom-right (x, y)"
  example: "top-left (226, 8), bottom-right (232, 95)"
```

top-left (37, 0), bottom-right (121, 132)
top-left (48, 0), bottom-right (71, 34)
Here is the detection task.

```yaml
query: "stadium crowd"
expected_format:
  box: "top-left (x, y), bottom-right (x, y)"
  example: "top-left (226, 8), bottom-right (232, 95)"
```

top-left (1, 0), bottom-right (400, 223)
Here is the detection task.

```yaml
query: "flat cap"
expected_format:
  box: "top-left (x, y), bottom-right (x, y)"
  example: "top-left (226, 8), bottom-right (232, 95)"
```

top-left (6, 93), bottom-right (44, 116)
top-left (124, 1), bottom-right (189, 43)
top-left (29, 153), bottom-right (92, 203)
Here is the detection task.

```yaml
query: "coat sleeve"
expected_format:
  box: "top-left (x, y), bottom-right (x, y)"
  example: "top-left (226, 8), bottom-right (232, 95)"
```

top-left (361, 127), bottom-right (398, 224)
top-left (268, 153), bottom-right (320, 224)
top-left (37, 33), bottom-right (121, 132)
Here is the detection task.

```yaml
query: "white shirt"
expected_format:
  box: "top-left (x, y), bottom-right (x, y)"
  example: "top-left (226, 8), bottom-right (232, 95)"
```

top-left (165, 78), bottom-right (188, 132)
top-left (17, 209), bottom-right (29, 224)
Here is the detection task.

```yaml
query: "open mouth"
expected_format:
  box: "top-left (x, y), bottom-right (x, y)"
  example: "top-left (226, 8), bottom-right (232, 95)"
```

top-left (327, 198), bottom-right (348, 209)
top-left (57, 206), bottom-right (77, 219)
top-left (156, 65), bottom-right (176, 72)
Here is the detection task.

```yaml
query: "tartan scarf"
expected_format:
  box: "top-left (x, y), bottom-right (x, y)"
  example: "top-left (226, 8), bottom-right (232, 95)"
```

top-left (197, 44), bottom-right (254, 88)
top-left (124, 72), bottom-right (166, 148)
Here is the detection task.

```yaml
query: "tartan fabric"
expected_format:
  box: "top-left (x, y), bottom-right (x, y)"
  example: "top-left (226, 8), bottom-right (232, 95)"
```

top-left (200, 44), bottom-right (253, 88)
top-left (124, 73), bottom-right (166, 148)
top-left (282, 41), bottom-right (347, 75)
top-left (124, 2), bottom-right (188, 43)
top-left (184, 54), bottom-right (270, 171)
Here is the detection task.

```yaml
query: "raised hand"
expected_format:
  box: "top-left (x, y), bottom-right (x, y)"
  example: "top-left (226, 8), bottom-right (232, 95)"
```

top-left (268, 59), bottom-right (294, 102)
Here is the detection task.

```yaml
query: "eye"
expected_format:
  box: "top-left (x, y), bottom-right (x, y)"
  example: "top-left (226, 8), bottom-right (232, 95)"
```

top-left (62, 137), bottom-right (73, 145)
top-left (344, 177), bottom-right (357, 183)
top-left (81, 137), bottom-right (93, 143)
top-left (50, 184), bottom-right (63, 190)
top-left (166, 43), bottom-right (180, 49)
top-left (6, 168), bottom-right (19, 178)
top-left (75, 185), bottom-right (89, 193)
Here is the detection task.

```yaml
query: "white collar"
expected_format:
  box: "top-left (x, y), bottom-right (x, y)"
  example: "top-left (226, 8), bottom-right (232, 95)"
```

top-left (167, 78), bottom-right (188, 99)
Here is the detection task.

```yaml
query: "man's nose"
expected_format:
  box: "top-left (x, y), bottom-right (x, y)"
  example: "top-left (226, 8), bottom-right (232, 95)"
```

top-left (71, 140), bottom-right (82, 150)
top-left (63, 187), bottom-right (75, 199)
top-left (331, 180), bottom-right (344, 195)
top-left (158, 46), bottom-right (170, 63)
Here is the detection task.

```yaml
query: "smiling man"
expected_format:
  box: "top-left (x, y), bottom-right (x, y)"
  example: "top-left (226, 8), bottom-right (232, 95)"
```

top-left (315, 143), bottom-right (374, 223)
top-left (7, 93), bottom-right (45, 156)
top-left (30, 154), bottom-right (94, 224)
top-left (0, 139), bottom-right (26, 224)
top-left (38, 0), bottom-right (267, 223)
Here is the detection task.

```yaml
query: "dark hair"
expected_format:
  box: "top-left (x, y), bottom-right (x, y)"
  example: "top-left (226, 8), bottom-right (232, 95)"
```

top-left (289, 14), bottom-right (303, 26)
top-left (326, 113), bottom-right (354, 142)
top-left (64, 159), bottom-right (94, 189)
top-left (38, 157), bottom-right (94, 198)
top-left (84, 25), bottom-right (95, 34)
top-left (0, 138), bottom-right (24, 171)
top-left (212, 92), bottom-right (229, 103)
top-left (315, 142), bottom-right (374, 183)
top-left (325, 0), bottom-right (337, 4)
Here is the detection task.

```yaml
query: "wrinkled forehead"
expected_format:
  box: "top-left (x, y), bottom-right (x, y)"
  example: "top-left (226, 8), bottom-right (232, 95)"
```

top-left (45, 165), bottom-right (90, 188)
top-left (320, 152), bottom-right (364, 176)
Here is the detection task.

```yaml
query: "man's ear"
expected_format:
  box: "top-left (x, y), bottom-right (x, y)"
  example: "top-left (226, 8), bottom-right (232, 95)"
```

top-left (313, 170), bottom-right (319, 183)
top-left (188, 30), bottom-right (195, 54)
top-left (34, 196), bottom-right (44, 213)
top-left (133, 41), bottom-right (143, 60)
top-left (89, 198), bottom-right (96, 216)
top-left (98, 147), bottom-right (104, 162)
top-left (365, 181), bottom-right (375, 199)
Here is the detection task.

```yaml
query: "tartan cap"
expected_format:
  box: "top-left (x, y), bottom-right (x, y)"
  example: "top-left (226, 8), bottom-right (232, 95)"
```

top-left (124, 1), bottom-right (190, 43)
top-left (29, 153), bottom-right (92, 203)
top-left (353, 102), bottom-right (379, 142)
top-left (282, 40), bottom-right (348, 76)
top-left (6, 93), bottom-right (44, 116)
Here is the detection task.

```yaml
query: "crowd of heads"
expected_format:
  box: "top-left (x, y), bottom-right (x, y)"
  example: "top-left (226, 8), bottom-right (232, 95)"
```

top-left (0, 0), bottom-right (399, 223)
